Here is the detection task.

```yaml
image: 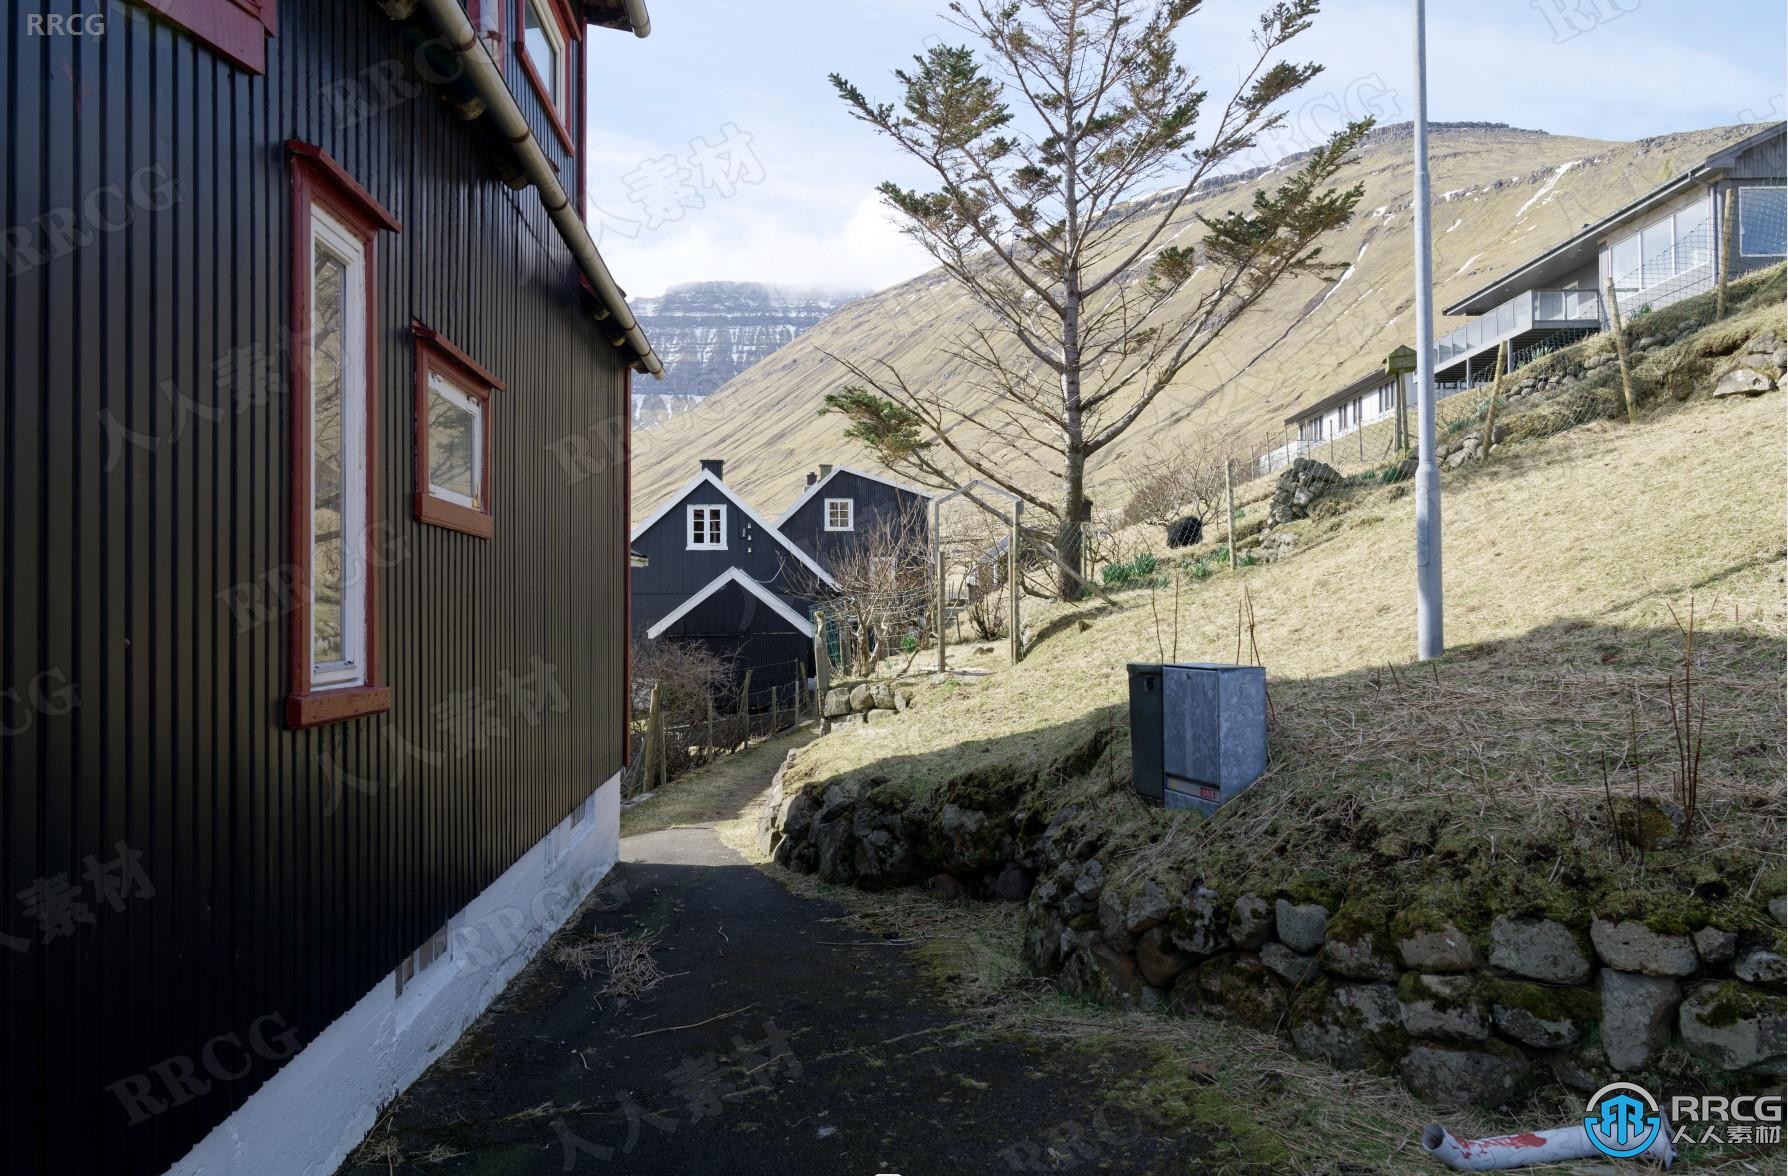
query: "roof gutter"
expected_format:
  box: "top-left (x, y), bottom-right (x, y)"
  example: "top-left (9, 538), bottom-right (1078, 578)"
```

top-left (415, 0), bottom-right (663, 376)
top-left (620, 0), bottom-right (652, 38)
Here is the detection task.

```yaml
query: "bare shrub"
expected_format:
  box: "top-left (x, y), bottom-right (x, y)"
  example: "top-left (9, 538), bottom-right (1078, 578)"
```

top-left (628, 638), bottom-right (735, 791)
top-left (790, 505), bottom-right (932, 678)
top-left (1120, 438), bottom-right (1237, 534)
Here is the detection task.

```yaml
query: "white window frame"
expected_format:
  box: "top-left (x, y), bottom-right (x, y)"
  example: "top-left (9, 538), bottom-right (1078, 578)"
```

top-left (1738, 185), bottom-right (1787, 258)
top-left (521, 0), bottom-right (568, 121)
top-left (824, 498), bottom-right (854, 532)
top-left (425, 371), bottom-right (485, 509)
top-left (309, 206), bottom-right (369, 691)
top-left (687, 504), bottom-right (727, 550)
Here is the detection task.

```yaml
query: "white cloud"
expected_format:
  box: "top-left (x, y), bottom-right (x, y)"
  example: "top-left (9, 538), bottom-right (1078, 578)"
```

top-left (599, 193), bottom-right (931, 298)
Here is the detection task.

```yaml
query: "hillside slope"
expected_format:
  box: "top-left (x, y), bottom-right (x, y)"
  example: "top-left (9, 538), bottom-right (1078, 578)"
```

top-left (634, 121), bottom-right (1771, 515)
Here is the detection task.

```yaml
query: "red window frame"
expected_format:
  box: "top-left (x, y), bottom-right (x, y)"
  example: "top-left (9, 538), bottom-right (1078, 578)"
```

top-left (285, 142), bottom-right (401, 730)
top-left (514, 0), bottom-right (580, 153)
top-left (145, 1), bottom-right (278, 74)
top-left (411, 324), bottom-right (503, 539)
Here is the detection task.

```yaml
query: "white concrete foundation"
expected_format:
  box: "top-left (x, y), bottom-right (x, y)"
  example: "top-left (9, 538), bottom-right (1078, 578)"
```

top-left (166, 772), bottom-right (622, 1175)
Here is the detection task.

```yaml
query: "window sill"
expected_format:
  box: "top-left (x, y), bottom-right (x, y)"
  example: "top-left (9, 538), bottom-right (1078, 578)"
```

top-left (286, 685), bottom-right (392, 729)
top-left (416, 493), bottom-right (495, 539)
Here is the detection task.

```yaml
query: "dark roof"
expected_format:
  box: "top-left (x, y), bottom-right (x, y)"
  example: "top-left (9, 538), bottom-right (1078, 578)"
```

top-left (1442, 122), bottom-right (1785, 316)
top-left (1285, 368), bottom-right (1393, 424)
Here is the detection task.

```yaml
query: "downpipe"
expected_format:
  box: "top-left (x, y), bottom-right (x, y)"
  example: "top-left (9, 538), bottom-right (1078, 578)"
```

top-left (414, 0), bottom-right (662, 377)
top-left (1421, 1121), bottom-right (1675, 1170)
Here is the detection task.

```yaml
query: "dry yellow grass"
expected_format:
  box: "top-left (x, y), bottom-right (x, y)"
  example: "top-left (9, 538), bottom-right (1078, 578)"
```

top-left (784, 374), bottom-right (1788, 924)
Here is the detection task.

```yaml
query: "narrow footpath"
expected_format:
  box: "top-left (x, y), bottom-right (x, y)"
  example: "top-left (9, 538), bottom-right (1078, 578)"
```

top-left (339, 735), bottom-right (1213, 1175)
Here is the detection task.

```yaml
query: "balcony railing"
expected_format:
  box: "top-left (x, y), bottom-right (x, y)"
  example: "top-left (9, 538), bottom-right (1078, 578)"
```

top-left (1435, 288), bottom-right (1604, 370)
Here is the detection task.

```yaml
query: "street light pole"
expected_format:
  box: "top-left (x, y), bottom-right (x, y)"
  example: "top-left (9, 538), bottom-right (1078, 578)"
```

top-left (1412, 0), bottom-right (1443, 660)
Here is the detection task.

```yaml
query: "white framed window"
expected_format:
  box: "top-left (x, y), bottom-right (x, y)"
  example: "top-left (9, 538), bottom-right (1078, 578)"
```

top-left (308, 206), bottom-right (369, 691)
top-left (1738, 185), bottom-right (1786, 257)
top-left (521, 0), bottom-right (568, 120)
top-left (687, 504), bottom-right (727, 550)
top-left (824, 498), bottom-right (854, 531)
top-left (1377, 383), bottom-right (1395, 413)
top-left (425, 373), bottom-right (484, 509)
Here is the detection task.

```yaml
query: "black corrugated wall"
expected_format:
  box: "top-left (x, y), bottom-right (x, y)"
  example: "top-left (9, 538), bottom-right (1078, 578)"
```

top-left (2, 3), bottom-right (628, 1171)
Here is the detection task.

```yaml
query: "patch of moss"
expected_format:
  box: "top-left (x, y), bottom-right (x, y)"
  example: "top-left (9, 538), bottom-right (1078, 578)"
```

top-left (1326, 897), bottom-right (1391, 944)
top-left (1397, 971), bottom-right (1484, 1014)
top-left (1068, 913), bottom-right (1099, 933)
top-left (1692, 981), bottom-right (1776, 1030)
top-left (1482, 978), bottom-right (1600, 1024)
top-left (1118, 1055), bottom-right (1292, 1168)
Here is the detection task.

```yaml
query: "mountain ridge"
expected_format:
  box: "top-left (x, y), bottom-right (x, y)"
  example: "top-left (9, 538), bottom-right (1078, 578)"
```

top-left (632, 121), bottom-right (1771, 515)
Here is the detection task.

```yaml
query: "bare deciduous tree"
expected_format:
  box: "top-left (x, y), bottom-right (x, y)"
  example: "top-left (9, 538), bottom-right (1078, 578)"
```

top-left (824, 0), bottom-right (1370, 598)
top-left (789, 507), bottom-right (932, 678)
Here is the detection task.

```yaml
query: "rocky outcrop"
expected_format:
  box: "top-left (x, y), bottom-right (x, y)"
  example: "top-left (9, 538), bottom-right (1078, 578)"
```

top-left (1267, 459), bottom-right (1342, 525)
top-left (632, 282), bottom-right (864, 426)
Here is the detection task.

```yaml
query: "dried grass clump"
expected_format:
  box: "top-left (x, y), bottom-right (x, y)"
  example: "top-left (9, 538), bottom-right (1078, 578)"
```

top-left (554, 931), bottom-right (669, 1000)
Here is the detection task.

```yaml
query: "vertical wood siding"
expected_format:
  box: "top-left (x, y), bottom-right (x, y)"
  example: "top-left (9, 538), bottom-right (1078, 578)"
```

top-left (2, 3), bottom-right (628, 1171)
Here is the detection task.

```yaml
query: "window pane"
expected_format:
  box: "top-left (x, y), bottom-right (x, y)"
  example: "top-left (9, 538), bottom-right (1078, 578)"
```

top-left (1740, 186), bottom-right (1787, 256)
top-left (312, 246), bottom-right (349, 668)
top-left (428, 384), bottom-right (479, 503)
top-left (1639, 220), bottom-right (1673, 288)
top-left (1674, 198), bottom-right (1711, 273)
top-left (1610, 234), bottom-right (1640, 289)
top-left (524, 2), bottom-right (559, 104)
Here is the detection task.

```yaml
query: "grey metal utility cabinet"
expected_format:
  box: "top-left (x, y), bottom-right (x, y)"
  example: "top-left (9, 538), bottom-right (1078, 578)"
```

top-left (1158, 663), bottom-right (1267, 814)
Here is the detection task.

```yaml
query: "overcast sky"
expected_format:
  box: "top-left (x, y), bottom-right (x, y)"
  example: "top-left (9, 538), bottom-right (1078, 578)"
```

top-left (584, 0), bottom-right (1786, 299)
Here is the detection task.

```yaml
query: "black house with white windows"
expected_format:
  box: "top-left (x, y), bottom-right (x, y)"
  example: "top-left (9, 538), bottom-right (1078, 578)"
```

top-left (629, 461), bottom-right (836, 693)
top-left (630, 462), bottom-right (931, 693)
top-left (775, 464), bottom-right (934, 577)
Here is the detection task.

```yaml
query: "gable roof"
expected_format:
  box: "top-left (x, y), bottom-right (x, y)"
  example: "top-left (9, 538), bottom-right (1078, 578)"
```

top-left (1443, 122), bottom-right (1786, 317)
top-left (645, 567), bottom-right (815, 640)
top-left (632, 469), bottom-right (837, 587)
top-left (774, 465), bottom-right (936, 527)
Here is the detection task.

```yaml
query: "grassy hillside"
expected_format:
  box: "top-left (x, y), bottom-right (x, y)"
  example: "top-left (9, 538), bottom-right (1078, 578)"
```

top-left (780, 298), bottom-right (1788, 934)
top-left (634, 121), bottom-right (1774, 517)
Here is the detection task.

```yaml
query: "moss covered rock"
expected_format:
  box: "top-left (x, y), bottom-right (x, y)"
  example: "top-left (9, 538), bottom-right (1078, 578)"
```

top-left (1398, 1041), bottom-right (1530, 1108)
top-left (1489, 915), bottom-right (1591, 984)
top-left (1398, 973), bottom-right (1490, 1043)
top-left (1678, 981), bottom-right (1786, 1075)
top-left (1322, 900), bottom-right (1400, 981)
top-left (1289, 979), bottom-right (1405, 1072)
top-left (1484, 979), bottom-right (1596, 1049)
top-left (1186, 954), bottom-right (1288, 1033)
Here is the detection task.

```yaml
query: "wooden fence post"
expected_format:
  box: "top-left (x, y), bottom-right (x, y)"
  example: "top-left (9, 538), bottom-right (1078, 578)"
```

top-left (1223, 457), bottom-right (1238, 570)
top-left (1008, 502), bottom-right (1023, 665)
top-left (935, 528), bottom-right (948, 674)
top-left (644, 684), bottom-right (661, 791)
top-left (813, 610), bottom-right (830, 703)
top-left (738, 668), bottom-right (753, 750)
top-left (706, 697), bottom-right (716, 763)
top-left (1717, 187), bottom-right (1737, 320)
top-left (770, 684), bottom-right (779, 736)
top-left (793, 662), bottom-right (802, 725)
top-left (1480, 341), bottom-right (1509, 461)
top-left (1605, 277), bottom-right (1638, 423)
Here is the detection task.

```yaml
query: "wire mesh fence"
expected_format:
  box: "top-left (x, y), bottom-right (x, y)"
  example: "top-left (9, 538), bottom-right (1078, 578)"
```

top-left (624, 661), bottom-right (815, 797)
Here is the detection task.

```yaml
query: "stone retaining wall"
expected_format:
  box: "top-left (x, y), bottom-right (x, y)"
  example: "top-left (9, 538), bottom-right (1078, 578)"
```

top-left (757, 776), bottom-right (1786, 1106)
top-left (818, 680), bottom-right (916, 730)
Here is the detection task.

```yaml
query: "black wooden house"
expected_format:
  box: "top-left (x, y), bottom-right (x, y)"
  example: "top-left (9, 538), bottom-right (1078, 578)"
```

top-left (773, 463), bottom-right (934, 577)
top-left (630, 461), bottom-right (932, 694)
top-left (629, 460), bottom-right (835, 694)
top-left (3, 2), bottom-right (659, 1172)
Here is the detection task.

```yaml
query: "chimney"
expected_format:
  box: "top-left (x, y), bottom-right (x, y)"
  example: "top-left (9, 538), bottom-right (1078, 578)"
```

top-left (818, 463), bottom-right (834, 480)
top-left (805, 472), bottom-right (817, 487)
top-left (700, 458), bottom-right (725, 481)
